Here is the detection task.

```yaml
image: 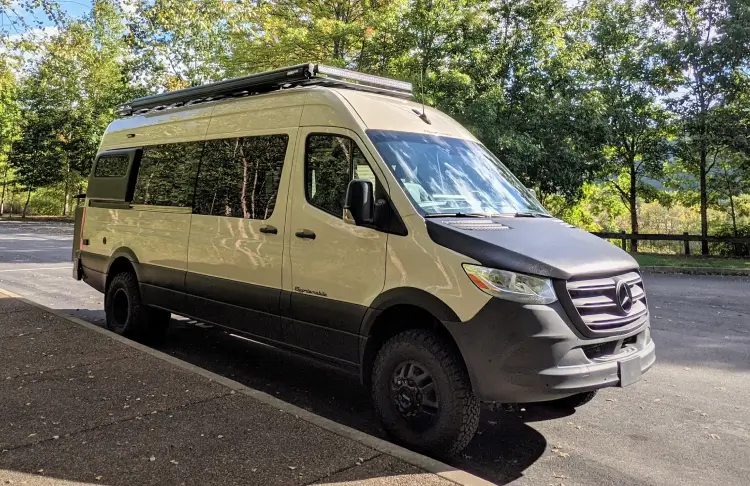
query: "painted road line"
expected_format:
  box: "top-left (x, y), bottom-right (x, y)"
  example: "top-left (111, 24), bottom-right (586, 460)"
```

top-left (0, 266), bottom-right (71, 273)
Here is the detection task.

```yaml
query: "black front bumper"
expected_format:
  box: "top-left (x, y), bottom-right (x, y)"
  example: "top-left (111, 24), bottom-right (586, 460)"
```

top-left (444, 299), bottom-right (655, 403)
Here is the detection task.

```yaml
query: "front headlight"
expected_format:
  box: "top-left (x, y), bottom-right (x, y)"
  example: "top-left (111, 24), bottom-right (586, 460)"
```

top-left (463, 264), bottom-right (557, 305)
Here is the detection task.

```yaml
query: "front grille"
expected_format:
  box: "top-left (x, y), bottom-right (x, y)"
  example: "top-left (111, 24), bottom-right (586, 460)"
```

top-left (565, 271), bottom-right (648, 333)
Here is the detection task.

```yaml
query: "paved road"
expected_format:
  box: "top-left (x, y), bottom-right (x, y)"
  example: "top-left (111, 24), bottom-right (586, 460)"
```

top-left (1, 220), bottom-right (748, 485)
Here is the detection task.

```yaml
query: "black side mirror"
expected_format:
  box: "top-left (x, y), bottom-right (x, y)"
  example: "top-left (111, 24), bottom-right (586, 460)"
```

top-left (344, 179), bottom-right (374, 225)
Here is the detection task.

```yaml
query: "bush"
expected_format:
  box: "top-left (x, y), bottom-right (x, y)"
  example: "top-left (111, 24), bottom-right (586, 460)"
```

top-left (711, 223), bottom-right (750, 258)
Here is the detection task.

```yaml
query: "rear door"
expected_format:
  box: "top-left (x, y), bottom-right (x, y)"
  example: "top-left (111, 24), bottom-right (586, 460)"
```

top-left (283, 128), bottom-right (388, 365)
top-left (185, 132), bottom-right (295, 341)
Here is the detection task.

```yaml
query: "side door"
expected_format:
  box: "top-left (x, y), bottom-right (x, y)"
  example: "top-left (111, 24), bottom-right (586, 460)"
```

top-left (284, 128), bottom-right (388, 365)
top-left (186, 132), bottom-right (294, 342)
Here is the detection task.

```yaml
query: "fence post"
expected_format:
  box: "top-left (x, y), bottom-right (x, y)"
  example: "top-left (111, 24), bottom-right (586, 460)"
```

top-left (620, 230), bottom-right (627, 251)
top-left (684, 232), bottom-right (690, 256)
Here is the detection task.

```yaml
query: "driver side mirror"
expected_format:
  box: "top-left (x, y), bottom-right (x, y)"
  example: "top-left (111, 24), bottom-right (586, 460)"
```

top-left (344, 179), bottom-right (374, 225)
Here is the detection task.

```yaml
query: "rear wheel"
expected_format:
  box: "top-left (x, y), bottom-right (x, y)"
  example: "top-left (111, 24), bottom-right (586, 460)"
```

top-left (371, 330), bottom-right (479, 456)
top-left (105, 272), bottom-right (169, 343)
top-left (548, 390), bottom-right (598, 409)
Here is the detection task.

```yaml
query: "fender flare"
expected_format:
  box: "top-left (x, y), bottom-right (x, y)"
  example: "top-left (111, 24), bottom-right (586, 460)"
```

top-left (360, 287), bottom-right (461, 337)
top-left (105, 247), bottom-right (142, 281)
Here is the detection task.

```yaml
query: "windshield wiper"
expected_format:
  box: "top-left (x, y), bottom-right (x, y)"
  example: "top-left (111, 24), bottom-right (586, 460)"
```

top-left (423, 212), bottom-right (492, 218)
top-left (513, 211), bottom-right (553, 218)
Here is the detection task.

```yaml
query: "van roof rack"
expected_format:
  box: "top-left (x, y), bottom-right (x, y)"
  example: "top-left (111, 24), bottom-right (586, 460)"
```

top-left (116, 64), bottom-right (413, 117)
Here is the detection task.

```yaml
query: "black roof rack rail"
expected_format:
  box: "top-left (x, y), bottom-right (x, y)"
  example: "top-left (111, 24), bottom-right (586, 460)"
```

top-left (116, 64), bottom-right (413, 117)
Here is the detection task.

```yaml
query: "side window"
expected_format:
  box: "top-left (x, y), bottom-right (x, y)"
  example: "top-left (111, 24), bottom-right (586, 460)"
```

top-left (133, 142), bottom-right (203, 207)
top-left (305, 134), bottom-right (378, 217)
top-left (194, 135), bottom-right (288, 219)
top-left (94, 155), bottom-right (129, 178)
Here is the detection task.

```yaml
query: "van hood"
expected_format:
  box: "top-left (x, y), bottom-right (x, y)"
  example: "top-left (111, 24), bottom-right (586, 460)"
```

top-left (425, 217), bottom-right (638, 280)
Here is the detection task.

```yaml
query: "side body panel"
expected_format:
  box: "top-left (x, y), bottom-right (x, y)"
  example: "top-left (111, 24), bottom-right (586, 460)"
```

top-left (81, 206), bottom-right (193, 307)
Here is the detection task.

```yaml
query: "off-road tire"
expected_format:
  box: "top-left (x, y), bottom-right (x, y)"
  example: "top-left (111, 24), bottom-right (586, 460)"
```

top-left (371, 329), bottom-right (479, 456)
top-left (105, 272), bottom-right (169, 343)
top-left (549, 390), bottom-right (598, 409)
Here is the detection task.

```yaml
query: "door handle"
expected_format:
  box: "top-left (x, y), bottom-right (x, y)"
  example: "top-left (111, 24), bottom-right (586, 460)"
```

top-left (260, 225), bottom-right (278, 235)
top-left (295, 229), bottom-right (316, 240)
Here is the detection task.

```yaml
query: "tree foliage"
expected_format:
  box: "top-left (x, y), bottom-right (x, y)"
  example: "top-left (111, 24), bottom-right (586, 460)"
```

top-left (0, 0), bottom-right (747, 247)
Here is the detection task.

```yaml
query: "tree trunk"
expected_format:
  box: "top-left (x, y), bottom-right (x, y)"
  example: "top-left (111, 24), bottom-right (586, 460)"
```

top-left (0, 165), bottom-right (8, 216)
top-left (630, 160), bottom-right (638, 253)
top-left (62, 157), bottom-right (70, 216)
top-left (22, 188), bottom-right (32, 218)
top-left (699, 148), bottom-right (709, 255)
top-left (8, 183), bottom-right (14, 218)
top-left (729, 193), bottom-right (737, 236)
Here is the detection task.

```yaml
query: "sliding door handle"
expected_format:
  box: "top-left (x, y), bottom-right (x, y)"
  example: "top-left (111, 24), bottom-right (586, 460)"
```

top-left (260, 225), bottom-right (278, 235)
top-left (295, 229), bottom-right (316, 240)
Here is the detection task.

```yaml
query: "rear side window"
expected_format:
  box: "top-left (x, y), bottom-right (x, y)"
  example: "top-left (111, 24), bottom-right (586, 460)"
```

top-left (133, 142), bottom-right (203, 207)
top-left (305, 134), bottom-right (377, 217)
top-left (94, 155), bottom-right (129, 178)
top-left (193, 135), bottom-right (288, 219)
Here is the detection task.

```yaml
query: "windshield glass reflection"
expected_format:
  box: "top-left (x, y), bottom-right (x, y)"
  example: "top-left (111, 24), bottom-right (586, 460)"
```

top-left (367, 130), bottom-right (547, 216)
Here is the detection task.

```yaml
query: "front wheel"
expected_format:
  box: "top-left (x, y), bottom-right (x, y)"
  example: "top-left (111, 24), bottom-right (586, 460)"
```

top-left (371, 330), bottom-right (479, 456)
top-left (105, 271), bottom-right (169, 343)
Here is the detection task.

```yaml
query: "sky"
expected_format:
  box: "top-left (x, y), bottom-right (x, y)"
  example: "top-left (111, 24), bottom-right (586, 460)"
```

top-left (1, 0), bottom-right (93, 38)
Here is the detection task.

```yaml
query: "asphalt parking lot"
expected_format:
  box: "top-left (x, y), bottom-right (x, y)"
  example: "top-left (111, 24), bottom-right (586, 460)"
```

top-left (1, 220), bottom-right (748, 485)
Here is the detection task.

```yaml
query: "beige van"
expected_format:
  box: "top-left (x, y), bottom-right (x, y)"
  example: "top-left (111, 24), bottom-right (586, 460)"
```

top-left (73, 64), bottom-right (655, 455)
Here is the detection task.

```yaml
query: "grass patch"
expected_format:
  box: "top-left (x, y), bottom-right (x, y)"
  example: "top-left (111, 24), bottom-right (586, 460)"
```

top-left (633, 253), bottom-right (750, 269)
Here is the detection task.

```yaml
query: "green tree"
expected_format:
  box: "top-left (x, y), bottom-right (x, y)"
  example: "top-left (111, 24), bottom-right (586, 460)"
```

top-left (653, 0), bottom-right (750, 253)
top-left (10, 0), bottom-right (142, 215)
top-left (708, 150), bottom-right (750, 236)
top-left (127, 0), bottom-right (230, 88)
top-left (221, 0), bottom-right (401, 76)
top-left (460, 0), bottom-right (608, 200)
top-left (586, 0), bottom-right (671, 251)
top-left (8, 103), bottom-right (62, 217)
top-left (0, 61), bottom-right (20, 214)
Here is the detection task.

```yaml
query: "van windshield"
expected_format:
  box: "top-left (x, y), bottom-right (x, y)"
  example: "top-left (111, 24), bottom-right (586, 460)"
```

top-left (367, 130), bottom-right (548, 217)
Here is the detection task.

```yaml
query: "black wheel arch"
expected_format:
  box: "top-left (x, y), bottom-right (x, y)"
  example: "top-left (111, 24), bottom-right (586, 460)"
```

top-left (359, 287), bottom-right (474, 393)
top-left (105, 247), bottom-right (141, 292)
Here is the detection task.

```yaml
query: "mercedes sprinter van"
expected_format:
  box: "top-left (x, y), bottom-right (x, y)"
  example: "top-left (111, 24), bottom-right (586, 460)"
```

top-left (73, 64), bottom-right (655, 455)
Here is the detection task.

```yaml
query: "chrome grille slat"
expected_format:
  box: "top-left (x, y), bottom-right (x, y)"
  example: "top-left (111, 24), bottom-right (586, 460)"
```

top-left (570, 294), bottom-right (618, 309)
top-left (631, 285), bottom-right (645, 301)
top-left (565, 271), bottom-right (648, 333)
top-left (566, 277), bottom-right (616, 291)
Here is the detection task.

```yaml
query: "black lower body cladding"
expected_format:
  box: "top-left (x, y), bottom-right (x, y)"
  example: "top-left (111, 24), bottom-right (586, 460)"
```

top-left (443, 299), bottom-right (655, 403)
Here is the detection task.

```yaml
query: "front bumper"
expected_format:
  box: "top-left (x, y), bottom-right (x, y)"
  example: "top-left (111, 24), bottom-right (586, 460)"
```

top-left (444, 299), bottom-right (655, 403)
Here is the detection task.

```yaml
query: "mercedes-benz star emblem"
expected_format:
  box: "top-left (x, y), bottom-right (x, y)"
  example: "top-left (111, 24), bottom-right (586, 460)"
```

top-left (615, 280), bottom-right (633, 314)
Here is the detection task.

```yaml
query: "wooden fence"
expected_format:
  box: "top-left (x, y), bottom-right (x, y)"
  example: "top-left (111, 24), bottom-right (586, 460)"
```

top-left (591, 232), bottom-right (750, 255)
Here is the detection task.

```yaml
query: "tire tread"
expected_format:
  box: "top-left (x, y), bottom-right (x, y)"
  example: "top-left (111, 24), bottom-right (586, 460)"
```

top-left (372, 329), bottom-right (479, 455)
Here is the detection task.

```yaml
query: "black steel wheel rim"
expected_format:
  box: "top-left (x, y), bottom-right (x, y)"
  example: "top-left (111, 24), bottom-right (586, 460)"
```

top-left (390, 360), bottom-right (439, 430)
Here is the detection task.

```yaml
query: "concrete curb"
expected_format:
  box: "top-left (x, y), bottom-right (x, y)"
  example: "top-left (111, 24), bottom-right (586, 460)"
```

top-left (640, 266), bottom-right (750, 277)
top-left (0, 287), bottom-right (495, 486)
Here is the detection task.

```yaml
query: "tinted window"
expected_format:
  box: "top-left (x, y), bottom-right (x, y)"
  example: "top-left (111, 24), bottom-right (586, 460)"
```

top-left (133, 142), bottom-right (203, 207)
top-left (306, 135), bottom-right (376, 217)
top-left (194, 135), bottom-right (288, 219)
top-left (94, 154), bottom-right (129, 178)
